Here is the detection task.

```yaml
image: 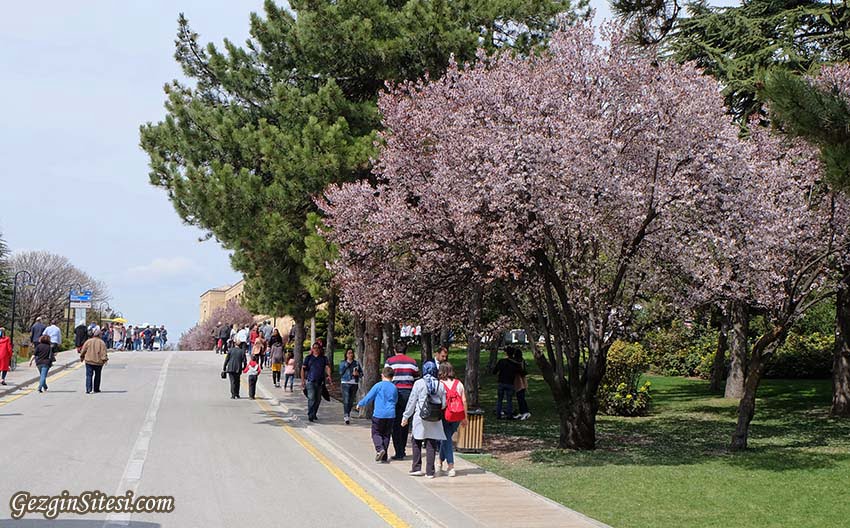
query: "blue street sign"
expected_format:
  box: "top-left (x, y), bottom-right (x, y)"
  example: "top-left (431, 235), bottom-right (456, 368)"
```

top-left (70, 290), bottom-right (93, 302)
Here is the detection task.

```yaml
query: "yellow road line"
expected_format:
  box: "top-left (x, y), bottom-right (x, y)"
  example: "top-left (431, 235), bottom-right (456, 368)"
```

top-left (0, 362), bottom-right (85, 407)
top-left (251, 392), bottom-right (411, 528)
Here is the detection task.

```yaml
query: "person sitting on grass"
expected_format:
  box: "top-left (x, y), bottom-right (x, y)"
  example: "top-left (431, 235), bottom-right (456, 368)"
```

top-left (356, 366), bottom-right (398, 463)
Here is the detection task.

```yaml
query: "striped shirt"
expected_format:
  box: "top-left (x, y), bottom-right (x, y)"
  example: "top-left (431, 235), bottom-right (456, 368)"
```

top-left (385, 354), bottom-right (419, 390)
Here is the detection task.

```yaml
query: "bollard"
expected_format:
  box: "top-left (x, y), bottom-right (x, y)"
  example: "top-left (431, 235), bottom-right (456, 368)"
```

top-left (456, 408), bottom-right (485, 453)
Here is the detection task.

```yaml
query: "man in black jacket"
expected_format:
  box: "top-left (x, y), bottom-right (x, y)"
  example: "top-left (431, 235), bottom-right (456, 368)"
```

top-left (74, 323), bottom-right (89, 351)
top-left (223, 345), bottom-right (247, 399)
top-left (30, 317), bottom-right (46, 347)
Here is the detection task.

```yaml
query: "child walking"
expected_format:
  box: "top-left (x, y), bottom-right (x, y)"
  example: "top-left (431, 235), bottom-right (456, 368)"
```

top-left (244, 357), bottom-right (262, 400)
top-left (356, 367), bottom-right (398, 463)
top-left (283, 351), bottom-right (296, 392)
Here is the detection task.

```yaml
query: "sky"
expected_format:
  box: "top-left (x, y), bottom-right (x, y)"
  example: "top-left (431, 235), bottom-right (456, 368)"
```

top-left (0, 0), bottom-right (713, 338)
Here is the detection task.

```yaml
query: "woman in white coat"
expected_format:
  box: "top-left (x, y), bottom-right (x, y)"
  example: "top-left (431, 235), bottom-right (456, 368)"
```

top-left (401, 361), bottom-right (446, 478)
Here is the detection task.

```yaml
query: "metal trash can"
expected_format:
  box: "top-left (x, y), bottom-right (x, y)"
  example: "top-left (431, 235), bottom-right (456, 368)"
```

top-left (456, 409), bottom-right (485, 453)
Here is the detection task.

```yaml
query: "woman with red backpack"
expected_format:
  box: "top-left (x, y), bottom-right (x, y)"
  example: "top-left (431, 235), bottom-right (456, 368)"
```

top-left (438, 362), bottom-right (467, 477)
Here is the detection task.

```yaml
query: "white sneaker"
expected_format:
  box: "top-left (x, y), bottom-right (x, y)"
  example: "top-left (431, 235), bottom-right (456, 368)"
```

top-left (448, 468), bottom-right (456, 477)
top-left (426, 474), bottom-right (436, 479)
top-left (408, 470), bottom-right (424, 477)
top-left (521, 412), bottom-right (531, 420)
top-left (344, 416), bottom-right (350, 425)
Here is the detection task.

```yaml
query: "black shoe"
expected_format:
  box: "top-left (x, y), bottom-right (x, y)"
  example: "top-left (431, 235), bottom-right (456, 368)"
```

top-left (86, 391), bottom-right (91, 394)
top-left (391, 454), bottom-right (405, 461)
top-left (231, 396), bottom-right (236, 399)
top-left (93, 390), bottom-right (101, 393)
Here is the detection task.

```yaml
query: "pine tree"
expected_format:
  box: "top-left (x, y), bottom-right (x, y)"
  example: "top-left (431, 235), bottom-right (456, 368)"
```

top-left (0, 232), bottom-right (12, 328)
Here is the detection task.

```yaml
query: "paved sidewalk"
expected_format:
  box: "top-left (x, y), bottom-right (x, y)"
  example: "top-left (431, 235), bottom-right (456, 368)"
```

top-left (254, 375), bottom-right (610, 528)
top-left (0, 348), bottom-right (81, 397)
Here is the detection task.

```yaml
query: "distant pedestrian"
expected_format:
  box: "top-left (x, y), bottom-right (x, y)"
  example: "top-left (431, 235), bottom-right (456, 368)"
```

top-left (142, 326), bottom-right (154, 351)
top-left (268, 328), bottom-right (284, 367)
top-left (339, 348), bottom-right (362, 424)
top-left (29, 317), bottom-right (46, 347)
top-left (244, 357), bottom-right (262, 400)
top-left (159, 325), bottom-right (168, 349)
top-left (0, 327), bottom-right (11, 386)
top-left (216, 323), bottom-right (231, 354)
top-left (438, 363), bottom-right (468, 477)
top-left (80, 329), bottom-right (109, 394)
top-left (356, 366), bottom-right (398, 462)
top-left (402, 361), bottom-right (446, 478)
top-left (252, 334), bottom-right (267, 366)
top-left (261, 320), bottom-right (273, 342)
top-left (511, 348), bottom-right (531, 420)
top-left (301, 342), bottom-right (332, 422)
top-left (42, 321), bottom-right (62, 356)
top-left (236, 325), bottom-right (249, 354)
top-left (269, 341), bottom-right (285, 387)
top-left (223, 343), bottom-right (247, 399)
top-left (493, 347), bottom-right (521, 419)
top-left (124, 325), bottom-right (134, 351)
top-left (30, 335), bottom-right (55, 393)
top-left (248, 324), bottom-right (259, 356)
top-left (75, 323), bottom-right (89, 351)
top-left (133, 327), bottom-right (141, 351)
top-left (385, 342), bottom-right (418, 460)
top-left (283, 351), bottom-right (296, 392)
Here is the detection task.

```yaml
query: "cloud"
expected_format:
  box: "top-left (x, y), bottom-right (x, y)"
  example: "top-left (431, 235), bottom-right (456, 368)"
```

top-left (126, 257), bottom-right (199, 278)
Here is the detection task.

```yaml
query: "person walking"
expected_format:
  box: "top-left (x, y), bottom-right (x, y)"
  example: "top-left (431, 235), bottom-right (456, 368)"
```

top-left (0, 328), bottom-right (12, 386)
top-left (269, 340), bottom-right (285, 387)
top-left (236, 325), bottom-right (249, 355)
top-left (80, 329), bottom-right (109, 394)
top-left (301, 342), bottom-right (332, 422)
top-left (74, 323), bottom-right (89, 352)
top-left (268, 328), bottom-right (284, 367)
top-left (43, 320), bottom-right (62, 356)
top-left (30, 335), bottom-right (55, 393)
top-left (385, 342), bottom-right (418, 460)
top-left (244, 357), bottom-right (262, 400)
top-left (124, 325), bottom-right (134, 351)
top-left (401, 361), bottom-right (446, 478)
top-left (425, 346), bottom-right (449, 371)
top-left (438, 363), bottom-right (468, 477)
top-left (511, 348), bottom-right (531, 420)
top-left (261, 320), bottom-right (273, 342)
top-left (493, 347), bottom-right (521, 419)
top-left (283, 351), bottom-right (296, 392)
top-left (142, 325), bottom-right (154, 351)
top-left (339, 348), bottom-right (362, 424)
top-left (29, 317), bottom-right (46, 347)
top-left (252, 334), bottom-right (267, 366)
top-left (248, 324), bottom-right (259, 357)
top-left (356, 366), bottom-right (398, 462)
top-left (223, 342), bottom-right (247, 399)
top-left (133, 327), bottom-right (142, 351)
top-left (159, 325), bottom-right (168, 349)
top-left (216, 323), bottom-right (230, 354)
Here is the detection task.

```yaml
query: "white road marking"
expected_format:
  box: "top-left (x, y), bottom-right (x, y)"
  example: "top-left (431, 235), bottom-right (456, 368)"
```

top-left (104, 352), bottom-right (173, 527)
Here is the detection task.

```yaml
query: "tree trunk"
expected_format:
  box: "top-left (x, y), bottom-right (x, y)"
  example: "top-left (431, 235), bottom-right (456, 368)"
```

top-left (486, 333), bottom-right (501, 372)
top-left (558, 399), bottom-right (598, 450)
top-left (439, 326), bottom-right (451, 348)
top-left (382, 321), bottom-right (395, 362)
top-left (293, 316), bottom-right (306, 371)
top-left (326, 292), bottom-right (337, 370)
top-left (730, 350), bottom-right (766, 450)
top-left (832, 270), bottom-right (850, 417)
top-left (725, 301), bottom-right (748, 399)
top-left (465, 287), bottom-right (484, 409)
top-left (421, 330), bottom-right (433, 365)
top-left (361, 319), bottom-right (383, 418)
top-left (710, 313), bottom-right (729, 393)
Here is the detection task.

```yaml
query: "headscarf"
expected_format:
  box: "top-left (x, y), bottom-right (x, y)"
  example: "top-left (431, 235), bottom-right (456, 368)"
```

top-left (423, 361), bottom-right (439, 396)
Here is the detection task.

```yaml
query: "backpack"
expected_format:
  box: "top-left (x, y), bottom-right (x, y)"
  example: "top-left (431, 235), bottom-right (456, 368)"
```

top-left (444, 379), bottom-right (465, 422)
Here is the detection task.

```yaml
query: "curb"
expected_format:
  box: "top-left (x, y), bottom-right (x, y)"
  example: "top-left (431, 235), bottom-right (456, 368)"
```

top-left (0, 350), bottom-right (80, 398)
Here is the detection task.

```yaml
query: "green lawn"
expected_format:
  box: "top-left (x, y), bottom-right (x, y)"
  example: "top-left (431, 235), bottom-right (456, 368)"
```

top-left (458, 358), bottom-right (850, 528)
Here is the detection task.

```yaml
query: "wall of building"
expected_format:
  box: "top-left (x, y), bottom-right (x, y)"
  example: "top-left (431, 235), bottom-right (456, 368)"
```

top-left (199, 279), bottom-right (294, 337)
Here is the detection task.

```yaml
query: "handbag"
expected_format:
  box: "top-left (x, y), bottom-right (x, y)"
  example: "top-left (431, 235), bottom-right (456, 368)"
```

top-left (419, 395), bottom-right (443, 422)
top-left (321, 384), bottom-right (331, 402)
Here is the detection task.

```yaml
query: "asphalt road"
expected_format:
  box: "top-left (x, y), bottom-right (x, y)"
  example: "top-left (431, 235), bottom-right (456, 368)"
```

top-left (0, 350), bottom-right (400, 528)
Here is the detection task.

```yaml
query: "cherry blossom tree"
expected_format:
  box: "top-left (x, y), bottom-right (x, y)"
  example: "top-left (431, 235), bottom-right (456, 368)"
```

top-left (325, 23), bottom-right (750, 449)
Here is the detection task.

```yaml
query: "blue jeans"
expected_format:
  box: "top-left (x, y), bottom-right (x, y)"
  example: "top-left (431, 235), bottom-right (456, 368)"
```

top-left (85, 364), bottom-right (103, 393)
top-left (341, 383), bottom-right (358, 417)
top-left (306, 381), bottom-right (322, 420)
top-left (440, 420), bottom-right (460, 464)
top-left (38, 365), bottom-right (50, 391)
top-left (496, 383), bottom-right (515, 417)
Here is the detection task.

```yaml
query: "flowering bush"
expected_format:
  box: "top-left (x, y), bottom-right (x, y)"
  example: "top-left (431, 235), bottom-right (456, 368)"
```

top-left (600, 341), bottom-right (652, 417)
top-left (178, 300), bottom-right (254, 351)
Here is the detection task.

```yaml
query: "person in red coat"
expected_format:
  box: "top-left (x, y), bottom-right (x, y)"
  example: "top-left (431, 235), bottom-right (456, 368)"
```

top-left (0, 327), bottom-right (12, 386)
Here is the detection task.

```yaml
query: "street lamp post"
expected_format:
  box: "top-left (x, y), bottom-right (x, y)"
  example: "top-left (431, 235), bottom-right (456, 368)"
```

top-left (66, 283), bottom-right (83, 339)
top-left (97, 302), bottom-right (110, 325)
top-left (9, 270), bottom-right (33, 371)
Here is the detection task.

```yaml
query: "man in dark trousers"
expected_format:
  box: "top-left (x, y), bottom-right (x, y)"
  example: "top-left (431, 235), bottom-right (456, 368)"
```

top-left (30, 317), bottom-right (46, 347)
top-left (74, 323), bottom-right (89, 351)
top-left (384, 341), bottom-right (419, 460)
top-left (223, 343), bottom-right (247, 399)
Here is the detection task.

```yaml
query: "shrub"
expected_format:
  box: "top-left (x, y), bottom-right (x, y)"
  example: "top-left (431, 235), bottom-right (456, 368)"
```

top-left (600, 340), bottom-right (652, 416)
top-left (764, 332), bottom-right (833, 379)
top-left (643, 320), bottom-right (718, 378)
